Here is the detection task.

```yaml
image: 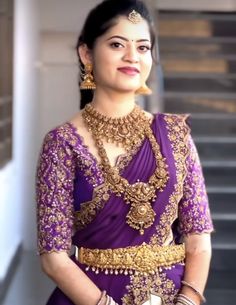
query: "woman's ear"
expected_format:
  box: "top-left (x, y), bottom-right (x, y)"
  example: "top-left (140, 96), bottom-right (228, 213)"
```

top-left (78, 44), bottom-right (92, 66)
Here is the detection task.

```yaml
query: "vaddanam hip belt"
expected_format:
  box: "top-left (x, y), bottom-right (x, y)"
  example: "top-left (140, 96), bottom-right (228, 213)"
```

top-left (75, 242), bottom-right (185, 275)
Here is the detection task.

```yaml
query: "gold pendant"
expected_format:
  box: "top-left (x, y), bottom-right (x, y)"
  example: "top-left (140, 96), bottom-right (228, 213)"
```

top-left (123, 182), bottom-right (157, 235)
top-left (126, 201), bottom-right (156, 235)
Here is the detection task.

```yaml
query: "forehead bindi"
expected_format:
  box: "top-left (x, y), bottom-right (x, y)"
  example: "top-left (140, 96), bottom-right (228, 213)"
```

top-left (104, 17), bottom-right (151, 43)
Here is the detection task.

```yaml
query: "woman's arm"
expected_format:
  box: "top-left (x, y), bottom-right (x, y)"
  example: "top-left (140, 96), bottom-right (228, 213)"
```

top-left (176, 120), bottom-right (214, 305)
top-left (180, 233), bottom-right (212, 305)
top-left (40, 252), bottom-right (101, 305)
top-left (36, 130), bottom-right (111, 305)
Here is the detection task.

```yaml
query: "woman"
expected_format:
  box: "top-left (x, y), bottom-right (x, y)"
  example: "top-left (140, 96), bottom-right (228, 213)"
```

top-left (36, 1), bottom-right (213, 305)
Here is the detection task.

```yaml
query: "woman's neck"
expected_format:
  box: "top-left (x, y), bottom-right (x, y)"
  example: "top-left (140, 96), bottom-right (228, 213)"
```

top-left (90, 89), bottom-right (136, 118)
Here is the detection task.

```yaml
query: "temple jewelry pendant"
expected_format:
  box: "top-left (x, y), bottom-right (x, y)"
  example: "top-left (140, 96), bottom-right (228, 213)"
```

top-left (126, 201), bottom-right (156, 235)
top-left (124, 181), bottom-right (157, 235)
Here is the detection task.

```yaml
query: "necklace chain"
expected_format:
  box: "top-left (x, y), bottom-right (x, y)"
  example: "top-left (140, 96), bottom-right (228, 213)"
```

top-left (82, 103), bottom-right (169, 235)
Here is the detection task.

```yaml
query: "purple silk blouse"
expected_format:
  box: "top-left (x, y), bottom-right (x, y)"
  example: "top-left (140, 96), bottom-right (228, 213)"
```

top-left (36, 113), bottom-right (213, 305)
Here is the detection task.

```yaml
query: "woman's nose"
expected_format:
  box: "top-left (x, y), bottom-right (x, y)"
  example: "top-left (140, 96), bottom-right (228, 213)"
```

top-left (123, 45), bottom-right (139, 63)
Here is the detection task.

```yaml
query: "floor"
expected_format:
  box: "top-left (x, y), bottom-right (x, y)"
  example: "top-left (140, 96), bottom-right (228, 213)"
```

top-left (0, 251), bottom-right (55, 305)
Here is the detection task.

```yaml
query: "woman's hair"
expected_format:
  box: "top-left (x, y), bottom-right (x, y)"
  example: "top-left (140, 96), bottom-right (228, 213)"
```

top-left (76, 0), bottom-right (157, 109)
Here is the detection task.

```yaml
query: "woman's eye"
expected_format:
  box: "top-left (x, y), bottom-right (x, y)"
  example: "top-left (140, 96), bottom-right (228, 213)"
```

top-left (110, 42), bottom-right (123, 48)
top-left (138, 45), bottom-right (151, 52)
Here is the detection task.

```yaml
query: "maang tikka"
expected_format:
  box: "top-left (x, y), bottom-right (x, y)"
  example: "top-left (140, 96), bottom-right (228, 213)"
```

top-left (80, 63), bottom-right (96, 90)
top-left (128, 10), bottom-right (142, 24)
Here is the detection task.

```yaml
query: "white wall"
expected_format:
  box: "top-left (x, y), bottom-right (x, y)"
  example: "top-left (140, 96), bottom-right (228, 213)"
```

top-left (38, 0), bottom-right (100, 140)
top-left (0, 163), bottom-right (20, 281)
top-left (13, 0), bottom-right (40, 252)
top-left (0, 0), bottom-right (39, 281)
top-left (39, 0), bottom-right (99, 32)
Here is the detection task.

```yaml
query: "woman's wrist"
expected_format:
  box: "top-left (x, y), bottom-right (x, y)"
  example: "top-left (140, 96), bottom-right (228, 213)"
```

top-left (96, 291), bottom-right (119, 305)
top-left (96, 290), bottom-right (107, 305)
top-left (175, 293), bottom-right (197, 305)
top-left (181, 280), bottom-right (206, 303)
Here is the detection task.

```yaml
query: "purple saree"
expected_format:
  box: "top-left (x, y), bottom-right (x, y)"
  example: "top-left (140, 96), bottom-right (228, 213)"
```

top-left (36, 113), bottom-right (213, 305)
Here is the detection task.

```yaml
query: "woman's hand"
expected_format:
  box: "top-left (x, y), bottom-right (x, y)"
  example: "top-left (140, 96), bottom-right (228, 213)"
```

top-left (40, 251), bottom-right (101, 305)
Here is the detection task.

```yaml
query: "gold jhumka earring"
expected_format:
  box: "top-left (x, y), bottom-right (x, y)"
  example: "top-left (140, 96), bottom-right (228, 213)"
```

top-left (135, 83), bottom-right (152, 95)
top-left (80, 63), bottom-right (96, 90)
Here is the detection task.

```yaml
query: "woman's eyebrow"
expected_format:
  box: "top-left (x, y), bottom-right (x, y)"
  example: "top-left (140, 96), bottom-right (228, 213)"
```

top-left (106, 35), bottom-right (150, 43)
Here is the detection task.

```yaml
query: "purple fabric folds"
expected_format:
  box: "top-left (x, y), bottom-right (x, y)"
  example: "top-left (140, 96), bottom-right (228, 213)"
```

top-left (36, 113), bottom-right (213, 305)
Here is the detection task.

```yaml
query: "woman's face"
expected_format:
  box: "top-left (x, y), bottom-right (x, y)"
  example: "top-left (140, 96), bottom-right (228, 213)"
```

top-left (91, 16), bottom-right (153, 93)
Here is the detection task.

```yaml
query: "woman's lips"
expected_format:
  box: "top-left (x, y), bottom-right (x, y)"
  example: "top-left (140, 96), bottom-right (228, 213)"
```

top-left (117, 67), bottom-right (140, 76)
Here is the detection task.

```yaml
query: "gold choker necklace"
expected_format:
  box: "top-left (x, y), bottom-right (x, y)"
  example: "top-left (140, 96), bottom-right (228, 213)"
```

top-left (82, 103), bottom-right (169, 235)
top-left (82, 103), bottom-right (149, 151)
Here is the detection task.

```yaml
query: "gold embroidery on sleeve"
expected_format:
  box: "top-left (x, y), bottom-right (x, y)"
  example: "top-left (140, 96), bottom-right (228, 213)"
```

top-left (74, 183), bottom-right (110, 229)
top-left (150, 114), bottom-right (190, 245)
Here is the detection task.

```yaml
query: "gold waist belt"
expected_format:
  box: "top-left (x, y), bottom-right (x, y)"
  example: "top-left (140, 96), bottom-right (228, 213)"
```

top-left (75, 242), bottom-right (185, 275)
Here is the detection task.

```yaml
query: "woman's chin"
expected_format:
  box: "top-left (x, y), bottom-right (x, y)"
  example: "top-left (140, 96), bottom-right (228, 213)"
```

top-left (115, 86), bottom-right (140, 94)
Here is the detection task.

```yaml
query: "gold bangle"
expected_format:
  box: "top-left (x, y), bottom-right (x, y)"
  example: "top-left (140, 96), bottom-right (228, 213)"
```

top-left (97, 290), bottom-right (107, 305)
top-left (177, 293), bottom-right (197, 305)
top-left (181, 281), bottom-right (206, 303)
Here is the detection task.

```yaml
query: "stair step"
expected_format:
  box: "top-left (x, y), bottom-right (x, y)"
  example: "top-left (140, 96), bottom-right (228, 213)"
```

top-left (202, 161), bottom-right (236, 167)
top-left (159, 36), bottom-right (236, 45)
top-left (163, 76), bottom-right (236, 93)
top-left (162, 58), bottom-right (229, 73)
top-left (212, 243), bottom-right (236, 250)
top-left (158, 19), bottom-right (212, 38)
top-left (190, 115), bottom-right (236, 136)
top-left (211, 219), bottom-right (236, 247)
top-left (205, 289), bottom-right (236, 305)
top-left (195, 137), bottom-right (236, 162)
top-left (164, 95), bottom-right (236, 114)
top-left (164, 91), bottom-right (236, 99)
top-left (211, 248), bottom-right (236, 270)
top-left (158, 12), bottom-right (236, 38)
top-left (212, 213), bottom-right (236, 221)
top-left (159, 40), bottom-right (236, 59)
top-left (208, 191), bottom-right (236, 214)
top-left (207, 186), bottom-right (236, 192)
top-left (164, 72), bottom-right (236, 79)
top-left (159, 11), bottom-right (236, 22)
top-left (206, 270), bottom-right (236, 289)
top-left (203, 166), bottom-right (236, 187)
top-left (194, 136), bottom-right (236, 143)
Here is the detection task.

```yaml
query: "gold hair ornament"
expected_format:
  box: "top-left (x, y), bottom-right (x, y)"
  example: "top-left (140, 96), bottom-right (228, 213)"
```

top-left (128, 10), bottom-right (142, 24)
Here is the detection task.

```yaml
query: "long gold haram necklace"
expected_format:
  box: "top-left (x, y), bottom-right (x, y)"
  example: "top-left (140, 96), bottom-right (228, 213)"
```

top-left (82, 104), bottom-right (169, 235)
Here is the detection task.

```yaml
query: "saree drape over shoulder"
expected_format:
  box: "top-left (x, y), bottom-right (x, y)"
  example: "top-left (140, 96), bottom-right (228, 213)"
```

top-left (36, 113), bottom-right (213, 305)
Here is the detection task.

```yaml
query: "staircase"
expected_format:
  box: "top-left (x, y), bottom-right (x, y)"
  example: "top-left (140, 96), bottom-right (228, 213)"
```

top-left (157, 11), bottom-right (236, 304)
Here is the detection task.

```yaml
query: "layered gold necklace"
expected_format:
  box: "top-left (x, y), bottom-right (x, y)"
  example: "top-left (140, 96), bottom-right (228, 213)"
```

top-left (82, 103), bottom-right (169, 235)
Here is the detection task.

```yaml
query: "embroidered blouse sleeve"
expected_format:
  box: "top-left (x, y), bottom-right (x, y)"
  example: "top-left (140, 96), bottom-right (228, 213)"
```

top-left (178, 133), bottom-right (214, 235)
top-left (36, 128), bottom-right (75, 254)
